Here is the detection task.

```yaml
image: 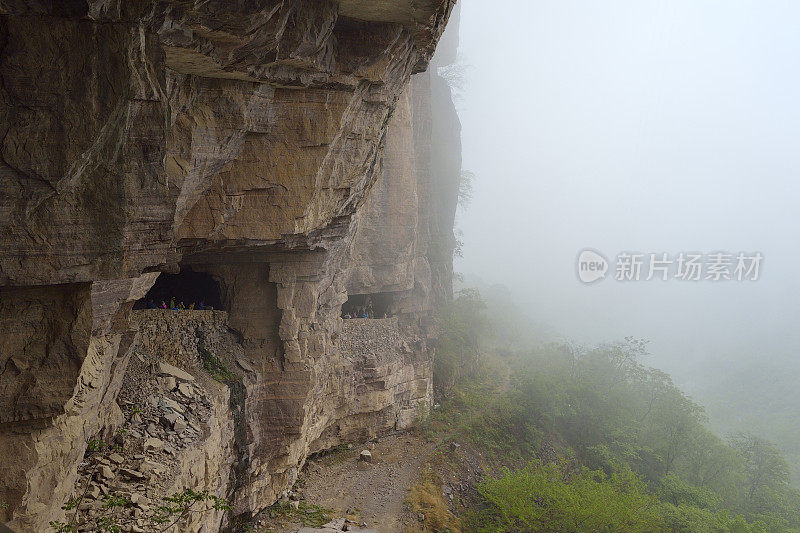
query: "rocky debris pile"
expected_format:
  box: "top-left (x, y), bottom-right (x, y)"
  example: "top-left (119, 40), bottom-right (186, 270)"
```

top-left (117, 354), bottom-right (212, 453)
top-left (338, 318), bottom-right (414, 362)
top-left (66, 351), bottom-right (215, 531)
top-left (132, 310), bottom-right (241, 372)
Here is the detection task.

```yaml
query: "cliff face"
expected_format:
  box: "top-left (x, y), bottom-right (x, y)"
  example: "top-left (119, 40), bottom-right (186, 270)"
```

top-left (0, 1), bottom-right (460, 530)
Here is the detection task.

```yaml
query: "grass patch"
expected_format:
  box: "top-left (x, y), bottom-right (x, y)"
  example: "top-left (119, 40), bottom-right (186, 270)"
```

top-left (407, 469), bottom-right (461, 533)
top-left (268, 501), bottom-right (333, 528)
top-left (197, 330), bottom-right (235, 383)
top-left (86, 439), bottom-right (106, 453)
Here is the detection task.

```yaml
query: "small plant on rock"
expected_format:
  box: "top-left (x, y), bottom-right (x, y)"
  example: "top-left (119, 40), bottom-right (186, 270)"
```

top-left (151, 488), bottom-right (232, 531)
top-left (86, 439), bottom-right (106, 453)
top-left (49, 493), bottom-right (86, 532)
top-left (202, 353), bottom-right (235, 383)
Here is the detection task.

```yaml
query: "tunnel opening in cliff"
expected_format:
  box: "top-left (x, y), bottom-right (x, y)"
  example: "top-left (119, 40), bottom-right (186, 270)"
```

top-left (135, 270), bottom-right (224, 310)
top-left (342, 292), bottom-right (395, 318)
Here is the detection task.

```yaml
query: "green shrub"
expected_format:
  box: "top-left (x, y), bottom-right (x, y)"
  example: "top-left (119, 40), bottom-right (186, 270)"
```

top-left (470, 460), bottom-right (663, 532)
top-left (202, 353), bottom-right (235, 382)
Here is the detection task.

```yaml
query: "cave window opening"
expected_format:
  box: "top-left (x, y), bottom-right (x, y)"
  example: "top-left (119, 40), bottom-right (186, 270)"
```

top-left (134, 270), bottom-right (224, 311)
top-left (342, 292), bottom-right (394, 319)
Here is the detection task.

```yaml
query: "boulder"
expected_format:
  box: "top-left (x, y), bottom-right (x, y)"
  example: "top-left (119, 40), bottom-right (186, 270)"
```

top-left (158, 397), bottom-right (184, 413)
top-left (159, 376), bottom-right (177, 392)
top-left (96, 465), bottom-right (114, 481)
top-left (157, 362), bottom-right (196, 382)
top-left (119, 468), bottom-right (148, 481)
top-left (322, 518), bottom-right (346, 530)
top-left (160, 412), bottom-right (181, 428)
top-left (143, 437), bottom-right (164, 452)
top-left (173, 417), bottom-right (188, 433)
top-left (139, 460), bottom-right (167, 476)
top-left (108, 453), bottom-right (124, 465)
top-left (85, 485), bottom-right (101, 500)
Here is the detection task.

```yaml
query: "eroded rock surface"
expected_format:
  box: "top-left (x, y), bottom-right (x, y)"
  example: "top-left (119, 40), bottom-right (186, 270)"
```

top-left (0, 1), bottom-right (461, 530)
top-left (65, 310), bottom-right (237, 533)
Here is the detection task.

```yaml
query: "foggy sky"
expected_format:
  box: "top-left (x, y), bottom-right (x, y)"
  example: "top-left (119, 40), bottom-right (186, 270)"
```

top-left (453, 0), bottom-right (800, 382)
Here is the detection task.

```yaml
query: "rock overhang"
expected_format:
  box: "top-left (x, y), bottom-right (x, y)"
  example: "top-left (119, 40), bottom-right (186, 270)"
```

top-left (0, 1), bottom-right (459, 530)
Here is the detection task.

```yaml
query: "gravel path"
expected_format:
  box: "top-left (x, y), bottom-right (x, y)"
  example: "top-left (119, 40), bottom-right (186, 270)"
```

top-left (299, 433), bottom-right (434, 533)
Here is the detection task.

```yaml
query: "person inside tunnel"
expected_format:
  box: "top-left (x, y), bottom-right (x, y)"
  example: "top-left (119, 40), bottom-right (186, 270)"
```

top-left (134, 269), bottom-right (224, 311)
top-left (341, 292), bottom-right (395, 319)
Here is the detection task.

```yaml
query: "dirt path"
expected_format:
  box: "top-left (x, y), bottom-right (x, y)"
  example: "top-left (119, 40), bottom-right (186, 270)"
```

top-left (298, 433), bottom-right (435, 532)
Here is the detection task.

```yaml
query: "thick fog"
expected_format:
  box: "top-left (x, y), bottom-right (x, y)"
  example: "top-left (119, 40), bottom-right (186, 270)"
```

top-left (454, 0), bottom-right (800, 386)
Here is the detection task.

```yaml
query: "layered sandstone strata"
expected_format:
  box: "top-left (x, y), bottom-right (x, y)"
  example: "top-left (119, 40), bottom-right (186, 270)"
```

top-left (0, 1), bottom-right (460, 530)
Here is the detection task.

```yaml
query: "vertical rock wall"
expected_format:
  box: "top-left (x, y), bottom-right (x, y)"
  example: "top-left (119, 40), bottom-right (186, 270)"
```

top-left (0, 1), bottom-right (460, 530)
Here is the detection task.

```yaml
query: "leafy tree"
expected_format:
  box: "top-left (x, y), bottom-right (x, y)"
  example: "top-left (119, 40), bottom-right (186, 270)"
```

top-left (434, 289), bottom-right (487, 395)
top-left (677, 430), bottom-right (745, 507)
top-left (731, 434), bottom-right (791, 503)
top-left (657, 474), bottom-right (720, 510)
top-left (728, 434), bottom-right (800, 529)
